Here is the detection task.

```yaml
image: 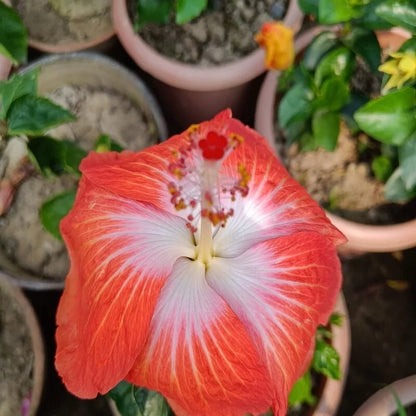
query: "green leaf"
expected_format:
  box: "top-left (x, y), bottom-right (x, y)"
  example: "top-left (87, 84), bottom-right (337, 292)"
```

top-left (62, 140), bottom-right (88, 175)
top-left (288, 371), bottom-right (317, 407)
top-left (278, 84), bottom-right (315, 128)
top-left (0, 69), bottom-right (37, 120)
top-left (316, 77), bottom-right (350, 112)
top-left (108, 381), bottom-right (142, 416)
top-left (298, 0), bottom-right (319, 16)
top-left (94, 133), bottom-right (124, 153)
top-left (7, 95), bottom-right (75, 136)
top-left (342, 27), bottom-right (381, 72)
top-left (312, 111), bottom-right (340, 150)
top-left (312, 338), bottom-right (341, 380)
top-left (314, 47), bottom-right (355, 86)
top-left (354, 88), bottom-right (416, 146)
top-left (0, 2), bottom-right (27, 65)
top-left (303, 31), bottom-right (340, 71)
top-left (398, 135), bottom-right (416, 190)
top-left (40, 190), bottom-right (76, 240)
top-left (375, 0), bottom-right (416, 33)
top-left (319, 0), bottom-right (362, 24)
top-left (27, 136), bottom-right (66, 177)
top-left (385, 167), bottom-right (416, 201)
top-left (399, 36), bottom-right (416, 53)
top-left (176, 0), bottom-right (207, 24)
top-left (299, 130), bottom-right (319, 151)
top-left (353, 0), bottom-right (394, 30)
top-left (391, 389), bottom-right (408, 416)
top-left (135, 0), bottom-right (173, 28)
top-left (329, 312), bottom-right (343, 327)
top-left (342, 93), bottom-right (369, 134)
top-left (372, 155), bottom-right (394, 182)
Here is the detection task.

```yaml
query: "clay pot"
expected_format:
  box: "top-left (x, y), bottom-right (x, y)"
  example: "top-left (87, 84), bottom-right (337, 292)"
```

top-left (254, 27), bottom-right (416, 254)
top-left (0, 272), bottom-right (45, 416)
top-left (112, 0), bottom-right (304, 130)
top-left (9, 0), bottom-right (115, 53)
top-left (108, 293), bottom-right (350, 416)
top-left (353, 375), bottom-right (416, 415)
top-left (0, 52), bottom-right (167, 290)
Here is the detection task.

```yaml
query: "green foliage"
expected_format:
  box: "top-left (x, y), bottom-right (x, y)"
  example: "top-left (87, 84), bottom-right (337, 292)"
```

top-left (40, 190), bottom-right (76, 240)
top-left (0, 2), bottom-right (27, 65)
top-left (135, 0), bottom-right (207, 28)
top-left (108, 381), bottom-right (174, 416)
top-left (288, 371), bottom-right (317, 407)
top-left (391, 389), bottom-right (408, 416)
top-left (375, 0), bottom-right (416, 34)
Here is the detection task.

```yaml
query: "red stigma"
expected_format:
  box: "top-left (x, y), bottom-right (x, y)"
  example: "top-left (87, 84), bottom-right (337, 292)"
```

top-left (198, 131), bottom-right (228, 160)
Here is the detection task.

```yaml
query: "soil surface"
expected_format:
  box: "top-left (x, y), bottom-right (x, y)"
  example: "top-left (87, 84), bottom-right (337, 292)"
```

top-left (0, 84), bottom-right (160, 283)
top-left (0, 281), bottom-right (34, 416)
top-left (11, 0), bottom-right (112, 46)
top-left (135, 0), bottom-right (288, 65)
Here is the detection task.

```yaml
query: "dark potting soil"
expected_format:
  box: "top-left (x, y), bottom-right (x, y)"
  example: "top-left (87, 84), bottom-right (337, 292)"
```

top-left (132, 0), bottom-right (288, 65)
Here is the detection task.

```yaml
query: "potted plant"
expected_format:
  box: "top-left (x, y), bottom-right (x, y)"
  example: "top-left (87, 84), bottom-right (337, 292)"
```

top-left (9, 0), bottom-right (114, 53)
top-left (54, 110), bottom-right (348, 416)
top-left (0, 271), bottom-right (45, 416)
top-left (255, 0), bottom-right (416, 254)
top-left (353, 375), bottom-right (416, 415)
top-left (0, 52), bottom-right (168, 290)
top-left (112, 0), bottom-right (304, 129)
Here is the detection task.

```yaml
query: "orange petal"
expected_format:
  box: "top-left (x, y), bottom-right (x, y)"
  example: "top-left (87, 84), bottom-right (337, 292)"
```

top-left (127, 257), bottom-right (273, 416)
top-left (55, 177), bottom-right (194, 398)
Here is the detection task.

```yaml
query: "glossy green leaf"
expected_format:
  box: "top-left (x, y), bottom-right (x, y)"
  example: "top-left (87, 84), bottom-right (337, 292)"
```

top-left (375, 0), bottom-right (416, 33)
top-left (385, 167), bottom-right (416, 201)
top-left (176, 0), bottom-right (207, 24)
top-left (7, 95), bottom-right (75, 136)
top-left (316, 77), bottom-right (350, 112)
top-left (62, 140), bottom-right (88, 175)
top-left (342, 93), bottom-right (369, 134)
top-left (312, 338), bottom-right (341, 380)
top-left (40, 190), bottom-right (76, 240)
top-left (278, 84), bottom-right (315, 128)
top-left (298, 0), bottom-right (319, 16)
top-left (353, 0), bottom-right (394, 30)
top-left (354, 88), bottom-right (416, 146)
top-left (27, 136), bottom-right (66, 177)
top-left (299, 130), bottom-right (319, 151)
top-left (342, 27), bottom-right (381, 72)
top-left (107, 381), bottom-right (142, 416)
top-left (399, 36), bottom-right (416, 53)
top-left (312, 110), bottom-right (340, 150)
top-left (303, 31), bottom-right (339, 71)
top-left (319, 0), bottom-right (362, 24)
top-left (288, 371), bottom-right (317, 407)
top-left (372, 155), bottom-right (394, 182)
top-left (329, 312), bottom-right (343, 327)
top-left (0, 2), bottom-right (27, 65)
top-left (314, 47), bottom-right (355, 86)
top-left (399, 136), bottom-right (416, 190)
top-left (0, 70), bottom-right (37, 120)
top-left (135, 0), bottom-right (173, 28)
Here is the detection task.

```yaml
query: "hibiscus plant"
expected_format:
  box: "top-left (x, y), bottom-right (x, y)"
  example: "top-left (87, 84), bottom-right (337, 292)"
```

top-left (55, 110), bottom-right (346, 416)
top-left (134, 0), bottom-right (208, 28)
top-left (273, 0), bottom-right (416, 203)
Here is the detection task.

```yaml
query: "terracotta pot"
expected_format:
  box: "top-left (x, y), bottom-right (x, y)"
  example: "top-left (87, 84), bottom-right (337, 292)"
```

top-left (112, 0), bottom-right (304, 130)
top-left (0, 52), bottom-right (167, 290)
top-left (353, 375), bottom-right (416, 415)
top-left (0, 272), bottom-right (45, 416)
top-left (10, 0), bottom-right (115, 53)
top-left (254, 27), bottom-right (416, 254)
top-left (108, 293), bottom-right (350, 416)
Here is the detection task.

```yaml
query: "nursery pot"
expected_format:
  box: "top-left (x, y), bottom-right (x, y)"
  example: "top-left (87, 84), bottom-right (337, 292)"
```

top-left (9, 0), bottom-right (115, 53)
top-left (0, 272), bottom-right (45, 416)
top-left (254, 27), bottom-right (416, 254)
top-left (108, 293), bottom-right (350, 416)
top-left (0, 52), bottom-right (167, 290)
top-left (353, 375), bottom-right (416, 415)
top-left (112, 0), bottom-right (304, 130)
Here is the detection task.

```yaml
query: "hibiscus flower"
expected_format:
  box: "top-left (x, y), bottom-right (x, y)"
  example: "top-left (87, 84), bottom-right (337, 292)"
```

top-left (55, 110), bottom-right (345, 416)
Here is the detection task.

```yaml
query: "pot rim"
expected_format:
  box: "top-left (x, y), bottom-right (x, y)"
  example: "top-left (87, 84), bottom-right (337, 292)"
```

top-left (254, 27), bottom-right (416, 253)
top-left (111, 0), bottom-right (303, 91)
top-left (0, 272), bottom-right (45, 416)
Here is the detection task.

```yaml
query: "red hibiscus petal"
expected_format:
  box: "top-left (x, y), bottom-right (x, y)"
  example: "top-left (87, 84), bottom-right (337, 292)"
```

top-left (126, 257), bottom-right (273, 416)
top-left (55, 177), bottom-right (194, 398)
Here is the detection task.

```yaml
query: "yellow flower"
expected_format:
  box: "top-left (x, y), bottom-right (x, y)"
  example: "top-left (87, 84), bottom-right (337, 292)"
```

top-left (255, 22), bottom-right (294, 70)
top-left (379, 51), bottom-right (416, 91)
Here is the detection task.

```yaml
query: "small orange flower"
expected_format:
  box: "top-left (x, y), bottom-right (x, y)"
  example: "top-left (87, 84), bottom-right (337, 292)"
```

top-left (255, 22), bottom-right (294, 70)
